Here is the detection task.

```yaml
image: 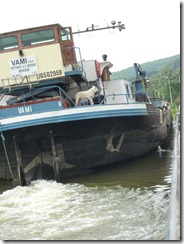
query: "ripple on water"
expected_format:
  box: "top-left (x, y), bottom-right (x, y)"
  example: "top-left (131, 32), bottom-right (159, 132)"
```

top-left (0, 180), bottom-right (170, 240)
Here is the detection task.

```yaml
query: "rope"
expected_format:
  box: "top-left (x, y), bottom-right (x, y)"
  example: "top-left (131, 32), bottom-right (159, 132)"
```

top-left (0, 124), bottom-right (16, 181)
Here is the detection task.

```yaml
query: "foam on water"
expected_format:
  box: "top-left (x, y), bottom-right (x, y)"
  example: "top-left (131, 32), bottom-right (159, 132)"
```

top-left (0, 180), bottom-right (170, 240)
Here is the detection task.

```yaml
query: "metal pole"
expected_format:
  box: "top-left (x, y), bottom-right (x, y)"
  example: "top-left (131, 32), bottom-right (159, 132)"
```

top-left (160, 81), bottom-right (164, 100)
top-left (167, 78), bottom-right (173, 105)
top-left (13, 135), bottom-right (26, 186)
top-left (154, 87), bottom-right (156, 97)
top-left (50, 130), bottom-right (60, 182)
top-left (72, 23), bottom-right (125, 35)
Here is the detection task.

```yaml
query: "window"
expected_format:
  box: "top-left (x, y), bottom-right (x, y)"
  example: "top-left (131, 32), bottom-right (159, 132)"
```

top-left (0, 36), bottom-right (18, 50)
top-left (61, 28), bottom-right (71, 41)
top-left (21, 29), bottom-right (55, 46)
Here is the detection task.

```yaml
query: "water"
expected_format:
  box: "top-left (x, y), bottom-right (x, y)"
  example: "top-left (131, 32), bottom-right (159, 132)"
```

top-left (0, 147), bottom-right (173, 240)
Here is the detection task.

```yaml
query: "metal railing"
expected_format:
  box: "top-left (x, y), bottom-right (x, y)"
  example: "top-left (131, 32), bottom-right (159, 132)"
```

top-left (62, 46), bottom-right (87, 78)
top-left (99, 93), bottom-right (151, 105)
top-left (0, 74), bottom-right (40, 89)
top-left (1, 86), bottom-right (75, 110)
top-left (1, 86), bottom-right (153, 118)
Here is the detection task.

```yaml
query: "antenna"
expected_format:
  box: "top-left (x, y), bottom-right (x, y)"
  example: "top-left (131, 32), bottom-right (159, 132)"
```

top-left (75, 22), bottom-right (80, 35)
top-left (86, 24), bottom-right (99, 31)
top-left (103, 17), bottom-right (109, 27)
top-left (72, 20), bottom-right (125, 35)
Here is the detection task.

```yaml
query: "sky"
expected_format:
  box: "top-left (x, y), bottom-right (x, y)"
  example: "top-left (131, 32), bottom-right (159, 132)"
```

top-left (0, 0), bottom-right (180, 72)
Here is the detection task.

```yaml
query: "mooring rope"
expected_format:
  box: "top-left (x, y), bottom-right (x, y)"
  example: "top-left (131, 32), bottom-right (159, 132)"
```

top-left (0, 124), bottom-right (16, 181)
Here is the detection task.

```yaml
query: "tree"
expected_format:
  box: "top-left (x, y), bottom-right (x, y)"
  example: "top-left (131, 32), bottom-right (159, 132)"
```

top-left (147, 66), bottom-right (180, 108)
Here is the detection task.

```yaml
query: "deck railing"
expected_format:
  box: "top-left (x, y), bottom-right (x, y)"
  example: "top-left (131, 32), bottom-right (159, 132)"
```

top-left (0, 74), bottom-right (40, 89)
top-left (0, 86), bottom-right (153, 118)
top-left (99, 93), bottom-right (151, 105)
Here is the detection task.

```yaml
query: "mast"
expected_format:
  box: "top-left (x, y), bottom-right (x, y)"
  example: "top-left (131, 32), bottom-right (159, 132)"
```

top-left (72, 21), bottom-right (125, 35)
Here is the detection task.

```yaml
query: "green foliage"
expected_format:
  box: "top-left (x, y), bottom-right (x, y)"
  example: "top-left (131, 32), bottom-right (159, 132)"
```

top-left (171, 107), bottom-right (180, 121)
top-left (111, 54), bottom-right (180, 109)
top-left (148, 65), bottom-right (180, 109)
top-left (111, 54), bottom-right (180, 81)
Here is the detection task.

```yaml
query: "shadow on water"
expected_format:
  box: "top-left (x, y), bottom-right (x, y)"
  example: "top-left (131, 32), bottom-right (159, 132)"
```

top-left (63, 147), bottom-right (173, 188)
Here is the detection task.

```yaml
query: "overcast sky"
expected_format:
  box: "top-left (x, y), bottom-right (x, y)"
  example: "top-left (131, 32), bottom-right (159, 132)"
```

top-left (0, 0), bottom-right (180, 72)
